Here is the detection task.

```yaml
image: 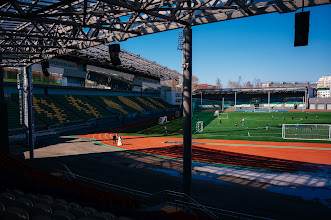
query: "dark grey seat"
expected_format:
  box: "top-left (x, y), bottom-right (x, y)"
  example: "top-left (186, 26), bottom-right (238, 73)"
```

top-left (83, 207), bottom-right (97, 215)
top-left (6, 206), bottom-right (30, 220)
top-left (78, 216), bottom-right (98, 220)
top-left (52, 210), bottom-right (75, 220)
top-left (39, 195), bottom-right (53, 201)
top-left (0, 201), bottom-right (5, 212)
top-left (69, 202), bottom-right (81, 209)
top-left (71, 207), bottom-right (88, 218)
top-left (29, 203), bottom-right (52, 216)
top-left (30, 215), bottom-right (53, 220)
top-left (0, 210), bottom-right (23, 220)
top-left (16, 198), bottom-right (34, 210)
top-left (92, 212), bottom-right (116, 220)
top-left (51, 202), bottom-right (71, 212)
top-left (7, 189), bottom-right (24, 198)
top-left (1, 192), bottom-right (16, 200)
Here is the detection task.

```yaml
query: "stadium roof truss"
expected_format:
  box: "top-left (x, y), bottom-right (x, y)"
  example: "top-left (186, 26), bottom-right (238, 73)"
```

top-left (65, 44), bottom-right (182, 80)
top-left (0, 0), bottom-right (330, 67)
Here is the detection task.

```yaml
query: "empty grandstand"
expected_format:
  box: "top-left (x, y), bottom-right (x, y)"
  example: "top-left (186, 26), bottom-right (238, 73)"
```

top-left (193, 87), bottom-right (313, 112)
top-left (1, 1), bottom-right (331, 220)
top-left (3, 43), bottom-right (181, 135)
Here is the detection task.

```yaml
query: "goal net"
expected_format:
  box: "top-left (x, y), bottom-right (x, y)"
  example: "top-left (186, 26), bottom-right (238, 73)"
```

top-left (196, 121), bottom-right (203, 133)
top-left (218, 113), bottom-right (228, 119)
top-left (254, 107), bottom-right (271, 112)
top-left (282, 124), bottom-right (331, 140)
top-left (158, 116), bottom-right (167, 125)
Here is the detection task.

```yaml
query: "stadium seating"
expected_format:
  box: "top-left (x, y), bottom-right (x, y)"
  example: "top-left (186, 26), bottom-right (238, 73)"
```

top-left (150, 97), bottom-right (174, 109)
top-left (7, 94), bottom-right (46, 132)
top-left (117, 96), bottom-right (145, 113)
top-left (132, 96), bottom-right (158, 111)
top-left (50, 95), bottom-right (114, 121)
top-left (33, 94), bottom-right (82, 127)
top-left (6, 93), bottom-right (176, 134)
top-left (0, 152), bottom-right (141, 218)
top-left (6, 99), bottom-right (25, 131)
top-left (88, 96), bottom-right (130, 115)
top-left (132, 96), bottom-right (175, 112)
top-left (0, 189), bottom-right (134, 220)
top-left (87, 95), bottom-right (176, 117)
top-left (0, 151), bottom-right (200, 220)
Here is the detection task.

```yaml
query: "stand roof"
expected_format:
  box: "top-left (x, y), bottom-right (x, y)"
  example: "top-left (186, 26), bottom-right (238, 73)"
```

top-left (1, 0), bottom-right (330, 66)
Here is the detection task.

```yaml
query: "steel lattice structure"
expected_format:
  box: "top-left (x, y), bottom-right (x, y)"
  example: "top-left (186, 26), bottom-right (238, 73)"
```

top-left (64, 44), bottom-right (182, 80)
top-left (1, 0), bottom-right (330, 67)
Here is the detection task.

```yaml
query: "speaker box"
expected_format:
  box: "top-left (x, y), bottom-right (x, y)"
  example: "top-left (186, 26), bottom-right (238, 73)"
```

top-left (108, 44), bottom-right (121, 66)
top-left (294, 11), bottom-right (310, 47)
top-left (41, 61), bottom-right (50, 77)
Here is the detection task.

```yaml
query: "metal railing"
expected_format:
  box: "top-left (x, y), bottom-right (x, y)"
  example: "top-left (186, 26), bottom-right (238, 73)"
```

top-left (56, 166), bottom-right (272, 220)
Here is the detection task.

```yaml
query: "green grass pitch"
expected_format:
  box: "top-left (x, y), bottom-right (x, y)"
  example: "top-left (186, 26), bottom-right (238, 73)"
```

top-left (123, 111), bottom-right (331, 143)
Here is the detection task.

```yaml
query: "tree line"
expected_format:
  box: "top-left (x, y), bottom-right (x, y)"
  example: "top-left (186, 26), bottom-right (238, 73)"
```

top-left (161, 75), bottom-right (262, 91)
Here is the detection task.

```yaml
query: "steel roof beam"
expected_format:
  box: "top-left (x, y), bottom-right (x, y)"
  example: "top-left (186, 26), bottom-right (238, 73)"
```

top-left (233, 0), bottom-right (254, 15)
top-left (101, 0), bottom-right (189, 25)
top-left (0, 13), bottom-right (141, 35)
top-left (29, 0), bottom-right (79, 16)
top-left (0, 32), bottom-right (104, 42)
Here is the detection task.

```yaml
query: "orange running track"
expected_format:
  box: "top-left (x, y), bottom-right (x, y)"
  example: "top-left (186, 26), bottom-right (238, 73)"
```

top-left (76, 133), bottom-right (331, 165)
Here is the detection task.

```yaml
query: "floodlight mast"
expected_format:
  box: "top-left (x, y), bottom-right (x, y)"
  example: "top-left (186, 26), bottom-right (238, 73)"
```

top-left (182, 25), bottom-right (192, 196)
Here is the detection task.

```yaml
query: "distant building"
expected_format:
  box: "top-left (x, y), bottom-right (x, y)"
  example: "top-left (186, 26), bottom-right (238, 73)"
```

top-left (317, 75), bottom-right (331, 98)
top-left (262, 81), bottom-right (317, 89)
top-left (161, 86), bottom-right (182, 106)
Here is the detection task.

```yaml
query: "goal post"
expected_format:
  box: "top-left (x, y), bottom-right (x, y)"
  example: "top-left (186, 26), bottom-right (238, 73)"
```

top-left (218, 113), bottom-right (228, 119)
top-left (254, 107), bottom-right (270, 112)
top-left (196, 121), bottom-right (203, 133)
top-left (282, 124), bottom-right (331, 141)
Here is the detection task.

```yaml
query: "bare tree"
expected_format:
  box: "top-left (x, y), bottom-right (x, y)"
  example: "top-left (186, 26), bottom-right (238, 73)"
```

top-left (216, 77), bottom-right (222, 89)
top-left (243, 81), bottom-right (254, 88)
top-left (253, 78), bottom-right (262, 88)
top-left (228, 76), bottom-right (262, 88)
top-left (227, 80), bottom-right (239, 88)
top-left (192, 75), bottom-right (199, 91)
top-left (237, 76), bottom-right (242, 88)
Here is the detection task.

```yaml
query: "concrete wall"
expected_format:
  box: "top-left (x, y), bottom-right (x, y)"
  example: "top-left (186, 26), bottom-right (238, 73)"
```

top-left (309, 98), bottom-right (331, 110)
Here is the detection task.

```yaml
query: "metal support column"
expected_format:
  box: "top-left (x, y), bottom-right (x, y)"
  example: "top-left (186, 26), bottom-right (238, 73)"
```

top-left (26, 66), bottom-right (35, 160)
top-left (222, 97), bottom-right (224, 112)
top-left (268, 91), bottom-right (270, 112)
top-left (0, 66), bottom-right (9, 152)
top-left (234, 92), bottom-right (237, 110)
top-left (200, 91), bottom-right (202, 111)
top-left (182, 26), bottom-right (192, 196)
top-left (304, 89), bottom-right (307, 110)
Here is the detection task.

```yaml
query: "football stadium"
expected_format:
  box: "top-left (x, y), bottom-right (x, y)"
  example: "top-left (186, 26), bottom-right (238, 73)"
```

top-left (1, 1), bottom-right (331, 220)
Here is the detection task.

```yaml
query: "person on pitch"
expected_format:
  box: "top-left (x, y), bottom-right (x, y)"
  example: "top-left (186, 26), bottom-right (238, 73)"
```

top-left (112, 133), bottom-right (117, 144)
top-left (117, 135), bottom-right (122, 146)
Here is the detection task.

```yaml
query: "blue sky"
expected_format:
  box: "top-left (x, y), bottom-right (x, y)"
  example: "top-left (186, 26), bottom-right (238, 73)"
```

top-left (120, 4), bottom-right (331, 86)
